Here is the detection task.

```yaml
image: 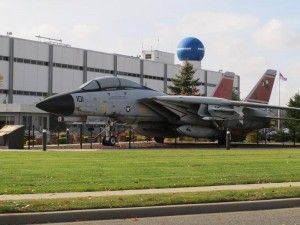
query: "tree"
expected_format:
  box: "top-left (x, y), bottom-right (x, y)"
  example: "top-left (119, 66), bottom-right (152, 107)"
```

top-left (168, 62), bottom-right (201, 95)
top-left (285, 92), bottom-right (300, 142)
top-left (232, 88), bottom-right (240, 101)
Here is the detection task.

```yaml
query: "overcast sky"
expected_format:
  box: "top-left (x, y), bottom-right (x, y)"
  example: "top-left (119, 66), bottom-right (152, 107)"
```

top-left (1, 0), bottom-right (299, 105)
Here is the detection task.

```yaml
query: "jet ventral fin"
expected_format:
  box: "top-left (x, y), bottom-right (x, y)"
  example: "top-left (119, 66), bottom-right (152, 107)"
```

top-left (245, 69), bottom-right (276, 104)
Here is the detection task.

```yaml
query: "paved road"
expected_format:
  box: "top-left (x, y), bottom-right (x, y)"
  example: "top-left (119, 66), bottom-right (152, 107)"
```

top-left (44, 207), bottom-right (300, 225)
top-left (1, 182), bottom-right (299, 201)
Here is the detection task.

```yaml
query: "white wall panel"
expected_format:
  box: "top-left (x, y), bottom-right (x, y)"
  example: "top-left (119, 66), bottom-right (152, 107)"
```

top-left (53, 46), bottom-right (83, 65)
top-left (198, 86), bottom-right (205, 96)
top-left (207, 71), bottom-right (222, 84)
top-left (194, 69), bottom-right (205, 82)
top-left (233, 75), bottom-right (239, 87)
top-left (14, 39), bottom-right (49, 61)
top-left (0, 94), bottom-right (7, 103)
top-left (117, 75), bottom-right (140, 84)
top-left (53, 68), bottom-right (83, 93)
top-left (207, 86), bottom-right (215, 97)
top-left (87, 72), bottom-right (111, 81)
top-left (13, 63), bottom-right (48, 92)
top-left (0, 36), bottom-right (10, 56)
top-left (117, 56), bottom-right (140, 74)
top-left (0, 61), bottom-right (9, 89)
top-left (13, 95), bottom-right (42, 105)
top-left (167, 64), bottom-right (180, 79)
top-left (143, 78), bottom-right (164, 92)
top-left (166, 81), bottom-right (172, 94)
top-left (144, 61), bottom-right (164, 77)
top-left (87, 51), bottom-right (114, 70)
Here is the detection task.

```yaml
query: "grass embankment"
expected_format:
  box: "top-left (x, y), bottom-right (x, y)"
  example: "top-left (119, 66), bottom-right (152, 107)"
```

top-left (0, 187), bottom-right (299, 213)
top-left (0, 149), bottom-right (299, 194)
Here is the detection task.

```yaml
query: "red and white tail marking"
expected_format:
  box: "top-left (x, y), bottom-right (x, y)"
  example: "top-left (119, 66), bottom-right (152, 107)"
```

top-left (245, 69), bottom-right (276, 104)
top-left (212, 72), bottom-right (235, 99)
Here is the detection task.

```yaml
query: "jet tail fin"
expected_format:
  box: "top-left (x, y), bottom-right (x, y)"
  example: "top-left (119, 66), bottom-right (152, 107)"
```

top-left (245, 69), bottom-right (276, 104)
top-left (212, 72), bottom-right (235, 99)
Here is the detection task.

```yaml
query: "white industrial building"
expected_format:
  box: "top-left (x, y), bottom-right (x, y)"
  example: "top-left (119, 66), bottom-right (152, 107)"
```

top-left (0, 35), bottom-right (240, 130)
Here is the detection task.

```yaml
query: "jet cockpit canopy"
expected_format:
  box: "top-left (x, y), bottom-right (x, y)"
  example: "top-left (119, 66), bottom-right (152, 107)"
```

top-left (80, 76), bottom-right (143, 91)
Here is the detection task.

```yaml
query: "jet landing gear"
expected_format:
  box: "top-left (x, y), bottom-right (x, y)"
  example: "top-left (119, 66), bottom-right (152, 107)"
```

top-left (101, 120), bottom-right (118, 146)
top-left (217, 130), bottom-right (226, 145)
top-left (154, 137), bottom-right (165, 144)
top-left (102, 135), bottom-right (117, 146)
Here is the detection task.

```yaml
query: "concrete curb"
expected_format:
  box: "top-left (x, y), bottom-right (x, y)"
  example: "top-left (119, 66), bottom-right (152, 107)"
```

top-left (1, 182), bottom-right (300, 201)
top-left (0, 198), bottom-right (299, 225)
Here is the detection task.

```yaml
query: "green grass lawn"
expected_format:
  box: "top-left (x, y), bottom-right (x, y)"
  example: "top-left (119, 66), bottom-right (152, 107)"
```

top-left (0, 149), bottom-right (299, 194)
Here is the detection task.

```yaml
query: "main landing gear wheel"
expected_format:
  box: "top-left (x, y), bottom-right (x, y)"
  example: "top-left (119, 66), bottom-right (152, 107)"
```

top-left (109, 136), bottom-right (117, 146)
top-left (102, 136), bottom-right (117, 146)
top-left (154, 137), bottom-right (165, 144)
top-left (218, 131), bottom-right (226, 145)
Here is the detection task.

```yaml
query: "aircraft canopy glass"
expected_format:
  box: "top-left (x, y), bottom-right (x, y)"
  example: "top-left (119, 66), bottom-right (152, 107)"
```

top-left (81, 80), bottom-right (100, 90)
top-left (80, 76), bottom-right (144, 91)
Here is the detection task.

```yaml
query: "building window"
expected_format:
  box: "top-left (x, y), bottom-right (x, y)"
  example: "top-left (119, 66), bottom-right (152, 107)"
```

top-left (145, 54), bottom-right (152, 59)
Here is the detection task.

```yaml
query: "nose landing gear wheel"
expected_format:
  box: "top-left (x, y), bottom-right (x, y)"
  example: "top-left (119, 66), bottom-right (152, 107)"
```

top-left (102, 136), bottom-right (117, 146)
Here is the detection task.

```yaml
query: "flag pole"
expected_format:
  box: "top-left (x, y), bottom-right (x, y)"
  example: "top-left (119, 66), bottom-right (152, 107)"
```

top-left (278, 71), bottom-right (281, 130)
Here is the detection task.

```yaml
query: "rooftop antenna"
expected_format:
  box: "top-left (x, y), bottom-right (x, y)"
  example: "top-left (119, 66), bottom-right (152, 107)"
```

top-left (35, 35), bottom-right (62, 42)
top-left (35, 35), bottom-right (71, 47)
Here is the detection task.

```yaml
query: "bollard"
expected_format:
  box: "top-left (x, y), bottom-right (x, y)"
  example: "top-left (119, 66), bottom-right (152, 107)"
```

top-left (256, 129), bottom-right (259, 146)
top-left (42, 129), bottom-right (47, 151)
top-left (66, 128), bottom-right (70, 144)
top-left (80, 124), bottom-right (83, 149)
top-left (294, 130), bottom-right (296, 147)
top-left (57, 130), bottom-right (60, 147)
top-left (32, 125), bottom-right (35, 148)
top-left (28, 127), bottom-right (30, 150)
top-left (90, 130), bottom-right (93, 149)
top-left (128, 128), bottom-right (132, 149)
top-left (226, 130), bottom-right (231, 150)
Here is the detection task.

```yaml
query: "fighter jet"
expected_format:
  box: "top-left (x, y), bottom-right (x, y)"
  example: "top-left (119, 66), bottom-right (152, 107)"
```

top-left (36, 69), bottom-right (299, 146)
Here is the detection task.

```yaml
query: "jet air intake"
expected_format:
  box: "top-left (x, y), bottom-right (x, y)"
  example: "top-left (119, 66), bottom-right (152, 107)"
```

top-left (177, 125), bottom-right (218, 138)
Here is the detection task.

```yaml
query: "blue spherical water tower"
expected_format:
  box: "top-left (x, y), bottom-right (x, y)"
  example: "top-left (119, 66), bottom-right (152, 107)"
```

top-left (177, 37), bottom-right (205, 61)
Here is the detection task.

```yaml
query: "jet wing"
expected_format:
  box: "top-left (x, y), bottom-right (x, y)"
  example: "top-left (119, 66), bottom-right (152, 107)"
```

top-left (139, 96), bottom-right (203, 123)
top-left (153, 96), bottom-right (300, 111)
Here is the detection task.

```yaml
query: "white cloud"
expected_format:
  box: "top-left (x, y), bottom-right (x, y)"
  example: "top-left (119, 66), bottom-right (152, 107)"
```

top-left (71, 25), bottom-right (99, 41)
top-left (253, 19), bottom-right (300, 50)
top-left (69, 24), bottom-right (99, 47)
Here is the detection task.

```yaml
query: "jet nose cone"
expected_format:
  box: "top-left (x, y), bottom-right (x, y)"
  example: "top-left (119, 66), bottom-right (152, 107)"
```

top-left (36, 94), bottom-right (75, 116)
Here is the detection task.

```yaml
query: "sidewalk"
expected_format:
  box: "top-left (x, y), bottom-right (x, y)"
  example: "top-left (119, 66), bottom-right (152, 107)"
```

top-left (1, 182), bottom-right (299, 201)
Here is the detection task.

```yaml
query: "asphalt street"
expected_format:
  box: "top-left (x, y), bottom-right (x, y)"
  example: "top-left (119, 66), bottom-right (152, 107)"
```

top-left (43, 207), bottom-right (300, 225)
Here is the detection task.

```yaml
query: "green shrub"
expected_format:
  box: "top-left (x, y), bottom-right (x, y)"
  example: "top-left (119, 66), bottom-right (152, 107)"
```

top-left (25, 139), bottom-right (36, 146)
top-left (59, 137), bottom-right (67, 144)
